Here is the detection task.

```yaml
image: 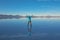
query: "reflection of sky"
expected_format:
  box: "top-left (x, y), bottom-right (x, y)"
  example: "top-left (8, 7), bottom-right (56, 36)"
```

top-left (0, 19), bottom-right (60, 40)
top-left (0, 0), bottom-right (60, 15)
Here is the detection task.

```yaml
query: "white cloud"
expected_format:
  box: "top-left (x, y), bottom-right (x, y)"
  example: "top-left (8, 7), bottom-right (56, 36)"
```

top-left (36, 0), bottom-right (60, 1)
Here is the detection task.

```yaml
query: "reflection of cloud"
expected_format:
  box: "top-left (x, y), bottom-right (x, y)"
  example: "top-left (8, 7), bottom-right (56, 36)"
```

top-left (0, 33), bottom-right (60, 40)
top-left (0, 34), bottom-right (27, 38)
top-left (56, 33), bottom-right (60, 36)
top-left (32, 33), bottom-right (48, 37)
top-left (0, 33), bottom-right (48, 39)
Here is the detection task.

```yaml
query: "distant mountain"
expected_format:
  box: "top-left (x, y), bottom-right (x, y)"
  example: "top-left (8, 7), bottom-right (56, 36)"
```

top-left (0, 15), bottom-right (20, 19)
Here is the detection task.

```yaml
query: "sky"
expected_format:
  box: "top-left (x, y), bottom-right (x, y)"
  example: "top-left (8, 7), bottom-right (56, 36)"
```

top-left (0, 0), bottom-right (60, 15)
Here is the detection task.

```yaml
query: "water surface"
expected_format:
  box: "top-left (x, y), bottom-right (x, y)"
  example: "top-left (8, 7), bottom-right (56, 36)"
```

top-left (0, 19), bottom-right (60, 40)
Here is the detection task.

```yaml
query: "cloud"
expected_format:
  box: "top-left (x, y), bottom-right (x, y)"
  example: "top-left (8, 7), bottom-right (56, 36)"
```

top-left (36, 0), bottom-right (60, 1)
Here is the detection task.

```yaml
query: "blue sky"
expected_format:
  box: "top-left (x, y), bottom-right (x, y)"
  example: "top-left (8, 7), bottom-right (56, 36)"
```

top-left (0, 0), bottom-right (60, 15)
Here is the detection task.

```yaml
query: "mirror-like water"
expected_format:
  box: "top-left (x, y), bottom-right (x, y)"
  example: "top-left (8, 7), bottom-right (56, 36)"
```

top-left (0, 19), bottom-right (60, 40)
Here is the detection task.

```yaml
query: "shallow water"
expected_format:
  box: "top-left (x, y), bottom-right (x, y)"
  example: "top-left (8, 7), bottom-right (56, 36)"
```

top-left (0, 19), bottom-right (60, 40)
